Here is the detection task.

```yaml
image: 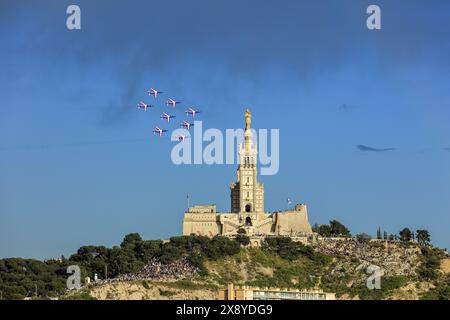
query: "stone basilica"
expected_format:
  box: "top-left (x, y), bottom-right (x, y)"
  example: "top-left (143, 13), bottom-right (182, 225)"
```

top-left (182, 111), bottom-right (312, 241)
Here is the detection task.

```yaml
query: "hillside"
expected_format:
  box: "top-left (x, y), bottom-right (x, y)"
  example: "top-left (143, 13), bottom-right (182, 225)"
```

top-left (66, 238), bottom-right (450, 300)
top-left (1, 233), bottom-right (448, 300)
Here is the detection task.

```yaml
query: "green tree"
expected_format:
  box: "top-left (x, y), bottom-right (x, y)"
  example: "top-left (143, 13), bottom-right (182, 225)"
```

top-left (120, 233), bottom-right (142, 249)
top-left (376, 227), bottom-right (382, 240)
top-left (329, 220), bottom-right (351, 237)
top-left (399, 228), bottom-right (412, 242)
top-left (159, 243), bottom-right (184, 264)
top-left (235, 234), bottom-right (250, 246)
top-left (207, 236), bottom-right (240, 259)
top-left (316, 224), bottom-right (332, 237)
top-left (416, 230), bottom-right (431, 245)
top-left (135, 240), bottom-right (162, 261)
top-left (0, 258), bottom-right (68, 299)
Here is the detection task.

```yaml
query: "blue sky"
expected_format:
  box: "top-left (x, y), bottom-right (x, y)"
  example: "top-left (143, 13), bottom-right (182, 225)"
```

top-left (1, 0), bottom-right (449, 259)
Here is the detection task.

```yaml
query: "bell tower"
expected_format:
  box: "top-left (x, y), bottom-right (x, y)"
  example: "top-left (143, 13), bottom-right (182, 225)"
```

top-left (230, 110), bottom-right (264, 215)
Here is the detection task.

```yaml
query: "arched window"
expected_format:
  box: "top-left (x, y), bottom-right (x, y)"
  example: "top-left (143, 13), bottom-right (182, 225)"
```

top-left (245, 216), bottom-right (252, 226)
top-left (245, 204), bottom-right (251, 212)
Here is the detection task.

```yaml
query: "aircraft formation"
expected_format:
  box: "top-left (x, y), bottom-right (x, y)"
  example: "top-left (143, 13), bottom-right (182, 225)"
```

top-left (136, 87), bottom-right (201, 138)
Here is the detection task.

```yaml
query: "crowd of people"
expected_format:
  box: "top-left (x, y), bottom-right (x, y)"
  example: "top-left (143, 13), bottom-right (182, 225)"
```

top-left (314, 238), bottom-right (421, 276)
top-left (98, 257), bottom-right (200, 284)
